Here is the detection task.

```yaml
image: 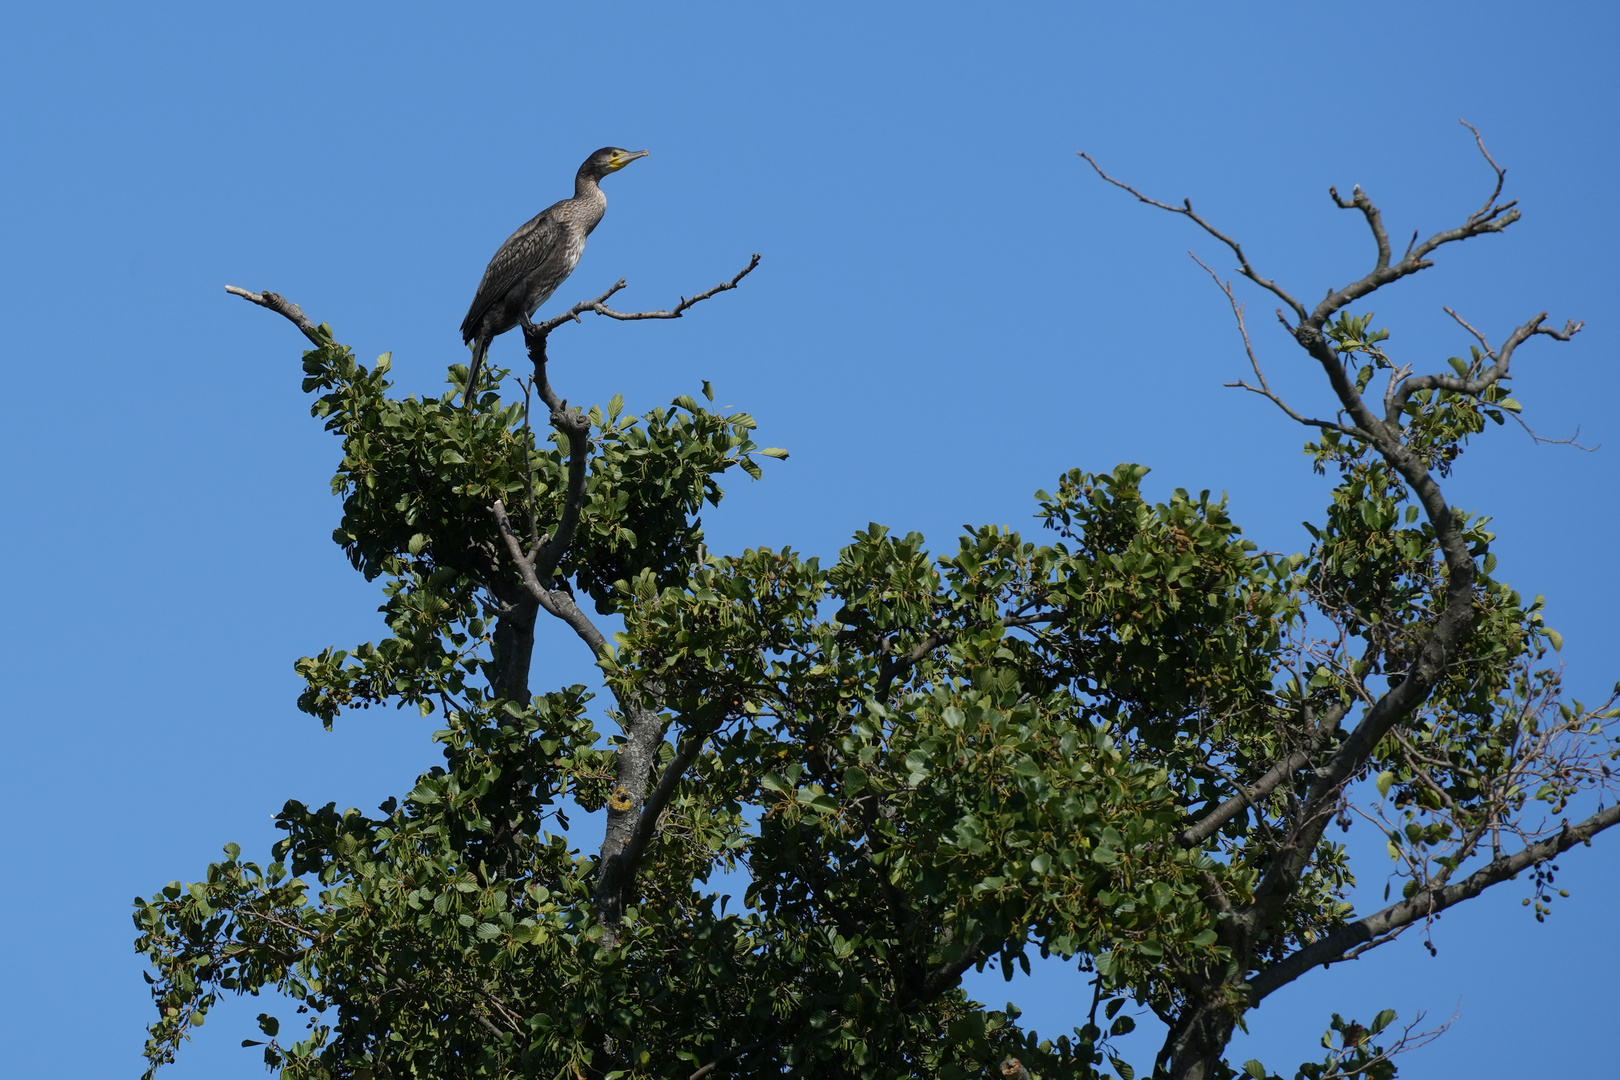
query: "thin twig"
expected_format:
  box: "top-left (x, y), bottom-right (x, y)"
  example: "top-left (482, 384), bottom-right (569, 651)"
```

top-left (1188, 253), bottom-right (1361, 436)
top-left (1078, 152), bottom-right (1308, 321)
top-left (1458, 119), bottom-right (1507, 226)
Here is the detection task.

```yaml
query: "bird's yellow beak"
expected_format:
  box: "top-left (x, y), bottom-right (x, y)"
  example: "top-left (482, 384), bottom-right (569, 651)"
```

top-left (608, 149), bottom-right (650, 171)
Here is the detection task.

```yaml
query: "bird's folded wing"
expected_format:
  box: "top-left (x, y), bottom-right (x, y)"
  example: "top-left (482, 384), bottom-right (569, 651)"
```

top-left (460, 209), bottom-right (567, 341)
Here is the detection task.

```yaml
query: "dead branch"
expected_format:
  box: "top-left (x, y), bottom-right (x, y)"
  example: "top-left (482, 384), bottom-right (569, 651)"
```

top-left (1189, 252), bottom-right (1362, 436)
top-left (223, 286), bottom-right (328, 347)
top-left (531, 255), bottom-right (761, 339)
top-left (1077, 152), bottom-right (1308, 321)
top-left (1459, 119), bottom-right (1507, 226)
top-left (1329, 184), bottom-right (1392, 270)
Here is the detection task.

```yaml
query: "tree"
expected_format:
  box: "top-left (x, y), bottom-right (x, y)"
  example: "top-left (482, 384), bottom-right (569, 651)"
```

top-left (137, 126), bottom-right (1618, 1080)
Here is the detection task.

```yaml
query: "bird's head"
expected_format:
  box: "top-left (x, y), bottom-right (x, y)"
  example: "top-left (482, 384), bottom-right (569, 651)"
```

top-left (580, 147), bottom-right (650, 180)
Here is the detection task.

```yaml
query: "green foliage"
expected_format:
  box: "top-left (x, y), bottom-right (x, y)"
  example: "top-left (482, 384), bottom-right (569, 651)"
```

top-left (136, 300), bottom-right (1615, 1080)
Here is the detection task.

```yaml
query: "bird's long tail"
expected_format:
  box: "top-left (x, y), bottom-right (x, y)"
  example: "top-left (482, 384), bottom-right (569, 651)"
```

top-left (465, 338), bottom-right (488, 405)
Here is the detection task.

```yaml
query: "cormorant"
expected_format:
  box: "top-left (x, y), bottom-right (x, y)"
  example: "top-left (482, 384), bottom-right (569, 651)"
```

top-left (460, 146), bottom-right (650, 399)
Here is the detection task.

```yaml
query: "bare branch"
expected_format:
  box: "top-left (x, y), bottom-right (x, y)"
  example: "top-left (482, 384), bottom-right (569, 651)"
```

top-left (593, 254), bottom-right (762, 321)
top-left (1189, 253), bottom-right (1362, 436)
top-left (1458, 118), bottom-right (1507, 226)
top-left (1078, 152), bottom-right (1308, 321)
top-left (1328, 185), bottom-right (1391, 270)
top-left (533, 279), bottom-right (631, 337)
top-left (1299, 126), bottom-right (1521, 329)
top-left (1443, 305), bottom-right (1497, 358)
top-left (1510, 414), bottom-right (1597, 451)
top-left (224, 286), bottom-right (328, 348)
top-left (1248, 802), bottom-right (1620, 1001)
top-left (529, 255), bottom-right (760, 342)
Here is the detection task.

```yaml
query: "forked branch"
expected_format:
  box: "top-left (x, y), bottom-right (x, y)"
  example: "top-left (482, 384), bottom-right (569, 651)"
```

top-left (1384, 307), bottom-right (1583, 430)
top-left (529, 255), bottom-right (761, 339)
top-left (1190, 253), bottom-right (1362, 436)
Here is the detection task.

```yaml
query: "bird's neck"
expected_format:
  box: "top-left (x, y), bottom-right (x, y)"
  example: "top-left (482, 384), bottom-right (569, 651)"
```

top-left (571, 174), bottom-right (609, 233)
top-left (574, 172), bottom-right (605, 200)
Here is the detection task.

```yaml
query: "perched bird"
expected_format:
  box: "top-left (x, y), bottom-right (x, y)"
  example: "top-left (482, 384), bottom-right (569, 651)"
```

top-left (460, 146), bottom-right (650, 399)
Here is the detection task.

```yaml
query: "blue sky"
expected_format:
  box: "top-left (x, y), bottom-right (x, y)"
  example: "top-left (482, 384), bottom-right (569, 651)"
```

top-left (2, 2), bottom-right (1616, 1077)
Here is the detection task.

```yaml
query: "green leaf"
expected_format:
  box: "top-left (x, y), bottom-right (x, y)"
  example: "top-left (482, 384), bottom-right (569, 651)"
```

top-left (1242, 1060), bottom-right (1267, 1080)
top-left (756, 447), bottom-right (790, 460)
top-left (1376, 770), bottom-right (1395, 798)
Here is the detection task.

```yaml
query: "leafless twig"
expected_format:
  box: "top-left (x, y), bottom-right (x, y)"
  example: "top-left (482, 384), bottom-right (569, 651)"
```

top-left (1189, 253), bottom-right (1361, 436)
top-left (1313, 1010), bottom-right (1457, 1080)
top-left (1077, 153), bottom-right (1308, 322)
top-left (1458, 119), bottom-right (1508, 226)
top-left (223, 286), bottom-right (328, 347)
top-left (531, 255), bottom-right (761, 338)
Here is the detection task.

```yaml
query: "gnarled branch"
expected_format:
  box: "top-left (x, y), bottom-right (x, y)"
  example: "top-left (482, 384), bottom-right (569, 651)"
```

top-left (223, 286), bottom-right (328, 347)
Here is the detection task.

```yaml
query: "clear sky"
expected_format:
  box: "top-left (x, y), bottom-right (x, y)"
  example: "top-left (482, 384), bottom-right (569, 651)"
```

top-left (2, 2), bottom-right (1616, 1077)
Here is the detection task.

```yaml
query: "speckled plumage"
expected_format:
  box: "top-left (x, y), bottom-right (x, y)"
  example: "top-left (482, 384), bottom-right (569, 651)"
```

top-left (460, 147), bottom-right (647, 399)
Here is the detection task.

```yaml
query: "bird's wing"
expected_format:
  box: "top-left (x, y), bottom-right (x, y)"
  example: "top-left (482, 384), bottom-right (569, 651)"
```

top-left (460, 204), bottom-right (568, 342)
